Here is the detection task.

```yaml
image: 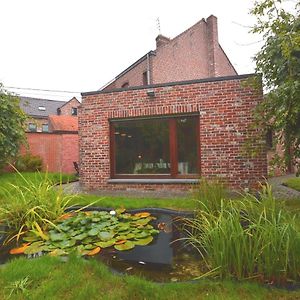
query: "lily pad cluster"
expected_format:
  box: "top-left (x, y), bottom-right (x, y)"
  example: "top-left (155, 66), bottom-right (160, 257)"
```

top-left (10, 210), bottom-right (159, 257)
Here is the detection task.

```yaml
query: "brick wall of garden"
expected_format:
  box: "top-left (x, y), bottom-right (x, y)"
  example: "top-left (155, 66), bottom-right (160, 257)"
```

top-left (79, 74), bottom-right (267, 191)
top-left (21, 132), bottom-right (79, 174)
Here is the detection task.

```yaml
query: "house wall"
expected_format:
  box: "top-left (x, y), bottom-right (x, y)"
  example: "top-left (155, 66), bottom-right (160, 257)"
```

top-left (103, 16), bottom-right (237, 92)
top-left (26, 117), bottom-right (49, 132)
top-left (79, 74), bottom-right (267, 191)
top-left (21, 132), bottom-right (79, 174)
top-left (59, 98), bottom-right (80, 116)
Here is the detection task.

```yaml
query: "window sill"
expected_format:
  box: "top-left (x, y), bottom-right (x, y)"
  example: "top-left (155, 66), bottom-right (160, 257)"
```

top-left (107, 179), bottom-right (199, 184)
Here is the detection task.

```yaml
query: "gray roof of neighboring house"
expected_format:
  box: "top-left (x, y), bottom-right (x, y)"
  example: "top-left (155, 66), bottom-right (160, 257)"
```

top-left (19, 96), bottom-right (67, 118)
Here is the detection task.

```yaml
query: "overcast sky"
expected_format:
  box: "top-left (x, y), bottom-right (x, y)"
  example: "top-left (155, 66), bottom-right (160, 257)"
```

top-left (0, 0), bottom-right (295, 100)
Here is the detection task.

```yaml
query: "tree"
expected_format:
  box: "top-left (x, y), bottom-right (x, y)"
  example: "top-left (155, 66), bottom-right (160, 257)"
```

top-left (251, 0), bottom-right (300, 172)
top-left (0, 84), bottom-right (27, 169)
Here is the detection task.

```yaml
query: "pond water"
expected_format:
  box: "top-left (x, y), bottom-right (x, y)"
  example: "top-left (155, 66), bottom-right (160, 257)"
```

top-left (0, 209), bottom-right (205, 282)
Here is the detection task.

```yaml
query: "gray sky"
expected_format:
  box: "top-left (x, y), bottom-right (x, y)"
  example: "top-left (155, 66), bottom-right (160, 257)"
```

top-left (0, 0), bottom-right (292, 100)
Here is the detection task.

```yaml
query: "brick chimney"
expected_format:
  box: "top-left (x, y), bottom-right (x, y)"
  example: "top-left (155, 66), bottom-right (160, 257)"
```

top-left (206, 15), bottom-right (218, 77)
top-left (156, 34), bottom-right (171, 48)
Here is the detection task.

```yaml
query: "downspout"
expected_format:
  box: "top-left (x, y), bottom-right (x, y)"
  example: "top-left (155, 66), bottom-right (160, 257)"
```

top-left (147, 53), bottom-right (151, 85)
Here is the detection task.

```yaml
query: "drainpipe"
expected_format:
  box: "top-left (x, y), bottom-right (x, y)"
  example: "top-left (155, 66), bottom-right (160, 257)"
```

top-left (147, 53), bottom-right (151, 85)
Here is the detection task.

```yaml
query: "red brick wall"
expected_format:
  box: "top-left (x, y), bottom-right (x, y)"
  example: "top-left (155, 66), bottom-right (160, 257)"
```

top-left (21, 132), bottom-right (79, 174)
top-left (103, 16), bottom-right (236, 91)
top-left (79, 74), bottom-right (267, 191)
top-left (59, 98), bottom-right (80, 116)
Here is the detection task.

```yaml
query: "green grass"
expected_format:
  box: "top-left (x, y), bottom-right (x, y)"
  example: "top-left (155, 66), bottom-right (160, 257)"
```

top-left (0, 255), bottom-right (299, 300)
top-left (1, 172), bottom-right (300, 299)
top-left (71, 194), bottom-right (197, 211)
top-left (283, 177), bottom-right (300, 192)
top-left (0, 172), bottom-right (77, 190)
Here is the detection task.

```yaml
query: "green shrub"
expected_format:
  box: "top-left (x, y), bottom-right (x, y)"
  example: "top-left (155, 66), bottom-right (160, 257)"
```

top-left (184, 183), bottom-right (300, 284)
top-left (14, 153), bottom-right (43, 172)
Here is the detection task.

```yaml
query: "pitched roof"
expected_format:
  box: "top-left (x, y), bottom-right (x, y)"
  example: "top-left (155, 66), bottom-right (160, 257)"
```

top-left (19, 96), bottom-right (66, 117)
top-left (48, 115), bottom-right (78, 132)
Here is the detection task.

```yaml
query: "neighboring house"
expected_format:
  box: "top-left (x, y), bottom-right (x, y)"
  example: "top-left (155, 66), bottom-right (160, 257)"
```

top-left (101, 15), bottom-right (237, 91)
top-left (79, 16), bottom-right (267, 192)
top-left (19, 96), bottom-right (80, 132)
top-left (18, 96), bottom-right (80, 174)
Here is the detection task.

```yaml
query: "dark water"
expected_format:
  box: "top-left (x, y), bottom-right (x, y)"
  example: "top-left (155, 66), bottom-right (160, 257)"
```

top-left (93, 213), bottom-right (204, 282)
top-left (0, 211), bottom-right (204, 282)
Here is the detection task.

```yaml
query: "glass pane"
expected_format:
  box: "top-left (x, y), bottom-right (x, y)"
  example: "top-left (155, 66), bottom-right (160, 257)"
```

top-left (177, 117), bottom-right (198, 174)
top-left (114, 119), bottom-right (170, 174)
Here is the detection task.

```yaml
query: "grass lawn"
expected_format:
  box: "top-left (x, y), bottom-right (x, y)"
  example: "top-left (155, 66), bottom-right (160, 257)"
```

top-left (1, 255), bottom-right (300, 300)
top-left (283, 177), bottom-right (300, 192)
top-left (1, 172), bottom-right (300, 299)
top-left (0, 172), bottom-right (77, 190)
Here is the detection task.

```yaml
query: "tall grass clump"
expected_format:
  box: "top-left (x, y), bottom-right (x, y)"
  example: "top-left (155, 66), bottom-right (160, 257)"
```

top-left (185, 181), bottom-right (300, 285)
top-left (0, 171), bottom-right (76, 243)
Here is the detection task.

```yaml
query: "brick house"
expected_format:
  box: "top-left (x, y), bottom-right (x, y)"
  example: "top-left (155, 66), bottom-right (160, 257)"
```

top-left (79, 16), bottom-right (267, 192)
top-left (102, 15), bottom-right (237, 91)
top-left (19, 96), bottom-right (80, 173)
top-left (20, 96), bottom-right (80, 132)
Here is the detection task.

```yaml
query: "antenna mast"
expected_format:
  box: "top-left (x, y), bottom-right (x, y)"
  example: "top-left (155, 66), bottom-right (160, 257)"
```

top-left (156, 17), bottom-right (161, 34)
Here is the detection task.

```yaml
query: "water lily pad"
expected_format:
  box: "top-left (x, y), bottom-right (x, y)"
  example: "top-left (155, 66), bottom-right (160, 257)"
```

top-left (56, 239), bottom-right (76, 249)
top-left (114, 241), bottom-right (135, 251)
top-left (98, 231), bottom-right (115, 241)
top-left (94, 239), bottom-right (116, 248)
top-left (134, 212), bottom-right (151, 218)
top-left (48, 249), bottom-right (67, 256)
top-left (24, 241), bottom-right (45, 255)
top-left (9, 243), bottom-right (30, 255)
top-left (134, 218), bottom-right (152, 226)
top-left (88, 228), bottom-right (99, 236)
top-left (133, 236), bottom-right (153, 246)
top-left (74, 233), bottom-right (88, 241)
top-left (134, 231), bottom-right (149, 239)
top-left (49, 232), bottom-right (67, 242)
top-left (87, 247), bottom-right (101, 256)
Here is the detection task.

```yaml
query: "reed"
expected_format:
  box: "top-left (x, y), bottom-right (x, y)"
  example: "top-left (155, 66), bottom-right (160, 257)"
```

top-left (184, 182), bottom-right (300, 284)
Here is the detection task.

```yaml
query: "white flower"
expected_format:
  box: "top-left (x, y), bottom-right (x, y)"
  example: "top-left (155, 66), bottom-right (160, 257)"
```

top-left (109, 210), bottom-right (116, 216)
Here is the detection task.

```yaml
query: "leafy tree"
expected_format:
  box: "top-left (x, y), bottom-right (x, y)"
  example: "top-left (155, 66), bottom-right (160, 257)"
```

top-left (0, 84), bottom-right (27, 169)
top-left (251, 0), bottom-right (300, 171)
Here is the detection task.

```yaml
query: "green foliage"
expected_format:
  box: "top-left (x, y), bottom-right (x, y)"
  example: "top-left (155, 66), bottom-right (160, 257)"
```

top-left (184, 183), bottom-right (300, 284)
top-left (14, 153), bottom-right (43, 172)
top-left (0, 171), bottom-right (76, 242)
top-left (0, 84), bottom-right (27, 169)
top-left (251, 0), bottom-right (300, 169)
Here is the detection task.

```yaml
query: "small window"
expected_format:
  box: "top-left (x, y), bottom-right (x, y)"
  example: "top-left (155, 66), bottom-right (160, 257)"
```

top-left (38, 106), bottom-right (46, 111)
top-left (143, 71), bottom-right (148, 86)
top-left (71, 107), bottom-right (78, 116)
top-left (42, 124), bottom-right (49, 132)
top-left (57, 108), bottom-right (61, 115)
top-left (121, 82), bottom-right (129, 88)
top-left (28, 123), bottom-right (37, 132)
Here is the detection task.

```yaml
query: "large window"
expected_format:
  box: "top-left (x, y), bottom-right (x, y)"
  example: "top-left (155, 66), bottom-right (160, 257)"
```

top-left (110, 115), bottom-right (199, 178)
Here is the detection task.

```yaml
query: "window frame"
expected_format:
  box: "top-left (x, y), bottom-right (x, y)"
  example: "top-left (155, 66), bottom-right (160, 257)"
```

top-left (71, 107), bottom-right (78, 116)
top-left (109, 114), bottom-right (200, 179)
top-left (28, 123), bottom-right (37, 132)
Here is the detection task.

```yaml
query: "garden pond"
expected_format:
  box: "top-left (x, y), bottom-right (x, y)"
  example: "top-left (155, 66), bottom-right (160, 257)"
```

top-left (0, 207), bottom-right (204, 283)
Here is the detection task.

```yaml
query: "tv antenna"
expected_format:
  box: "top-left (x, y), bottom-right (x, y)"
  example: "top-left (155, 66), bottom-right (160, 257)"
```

top-left (156, 17), bottom-right (161, 34)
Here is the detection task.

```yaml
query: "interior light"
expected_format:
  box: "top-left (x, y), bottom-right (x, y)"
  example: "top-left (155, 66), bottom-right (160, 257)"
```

top-left (114, 131), bottom-right (120, 135)
top-left (120, 133), bottom-right (126, 137)
top-left (128, 135), bottom-right (132, 138)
